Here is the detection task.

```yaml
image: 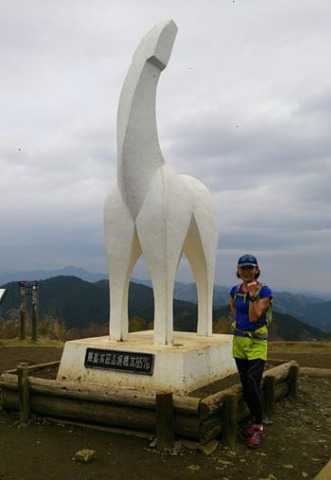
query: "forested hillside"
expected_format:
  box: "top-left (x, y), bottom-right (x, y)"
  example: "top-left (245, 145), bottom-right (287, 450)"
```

top-left (0, 276), bottom-right (198, 334)
top-left (1, 276), bottom-right (330, 341)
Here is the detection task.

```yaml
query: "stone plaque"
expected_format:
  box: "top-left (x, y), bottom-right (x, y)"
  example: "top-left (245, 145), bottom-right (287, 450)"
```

top-left (84, 348), bottom-right (154, 375)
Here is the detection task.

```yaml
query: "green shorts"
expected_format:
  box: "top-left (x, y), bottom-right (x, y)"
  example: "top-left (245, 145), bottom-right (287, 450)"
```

top-left (232, 335), bottom-right (268, 361)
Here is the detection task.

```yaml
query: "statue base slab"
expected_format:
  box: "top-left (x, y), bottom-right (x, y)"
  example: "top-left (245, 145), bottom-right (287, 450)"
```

top-left (57, 331), bottom-right (236, 394)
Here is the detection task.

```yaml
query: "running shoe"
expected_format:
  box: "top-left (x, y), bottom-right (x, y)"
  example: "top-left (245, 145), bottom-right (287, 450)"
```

top-left (247, 426), bottom-right (264, 448)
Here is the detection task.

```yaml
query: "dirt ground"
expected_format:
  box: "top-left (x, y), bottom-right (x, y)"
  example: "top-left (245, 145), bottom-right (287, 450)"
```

top-left (0, 345), bottom-right (330, 480)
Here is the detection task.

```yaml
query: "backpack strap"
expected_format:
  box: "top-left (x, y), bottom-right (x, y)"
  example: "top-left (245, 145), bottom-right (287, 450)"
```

top-left (232, 283), bottom-right (273, 329)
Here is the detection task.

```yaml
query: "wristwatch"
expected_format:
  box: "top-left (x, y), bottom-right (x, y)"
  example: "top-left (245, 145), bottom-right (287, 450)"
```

top-left (249, 295), bottom-right (258, 302)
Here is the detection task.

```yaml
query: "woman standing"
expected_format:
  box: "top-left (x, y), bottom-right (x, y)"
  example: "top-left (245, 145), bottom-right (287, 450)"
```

top-left (230, 254), bottom-right (273, 448)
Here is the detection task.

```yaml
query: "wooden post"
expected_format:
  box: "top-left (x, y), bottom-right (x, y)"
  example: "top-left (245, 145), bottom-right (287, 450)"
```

top-left (17, 362), bottom-right (30, 426)
top-left (19, 282), bottom-right (27, 340)
top-left (155, 392), bottom-right (175, 450)
top-left (264, 375), bottom-right (276, 418)
top-left (221, 393), bottom-right (238, 448)
top-left (31, 281), bottom-right (39, 342)
top-left (288, 364), bottom-right (299, 400)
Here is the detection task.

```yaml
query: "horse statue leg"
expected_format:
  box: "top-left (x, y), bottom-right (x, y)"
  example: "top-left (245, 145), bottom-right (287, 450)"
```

top-left (104, 184), bottom-right (141, 341)
top-left (181, 175), bottom-right (218, 336)
top-left (135, 166), bottom-right (192, 345)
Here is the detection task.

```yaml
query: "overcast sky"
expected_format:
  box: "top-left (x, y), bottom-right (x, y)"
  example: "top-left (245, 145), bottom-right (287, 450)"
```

top-left (1, 0), bottom-right (330, 294)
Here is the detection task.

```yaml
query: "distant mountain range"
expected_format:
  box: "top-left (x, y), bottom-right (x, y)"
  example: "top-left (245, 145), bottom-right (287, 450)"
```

top-left (0, 266), bottom-right (108, 285)
top-left (172, 282), bottom-right (331, 333)
top-left (134, 277), bottom-right (331, 332)
top-left (1, 265), bottom-right (331, 299)
top-left (1, 273), bottom-right (330, 340)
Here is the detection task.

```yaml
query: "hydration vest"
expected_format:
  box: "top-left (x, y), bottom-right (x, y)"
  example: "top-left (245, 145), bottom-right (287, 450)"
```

top-left (232, 283), bottom-right (273, 340)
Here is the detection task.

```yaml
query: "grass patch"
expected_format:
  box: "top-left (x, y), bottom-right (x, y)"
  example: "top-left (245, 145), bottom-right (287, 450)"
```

top-left (1, 338), bottom-right (64, 348)
top-left (269, 341), bottom-right (331, 354)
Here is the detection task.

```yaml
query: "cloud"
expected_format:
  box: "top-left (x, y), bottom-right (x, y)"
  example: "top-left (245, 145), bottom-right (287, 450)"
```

top-left (1, 0), bottom-right (331, 293)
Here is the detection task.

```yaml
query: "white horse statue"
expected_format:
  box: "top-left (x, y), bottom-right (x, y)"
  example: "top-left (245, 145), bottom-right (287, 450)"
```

top-left (104, 19), bottom-right (218, 345)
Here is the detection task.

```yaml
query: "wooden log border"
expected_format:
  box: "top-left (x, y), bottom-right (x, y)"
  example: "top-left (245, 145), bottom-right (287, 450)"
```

top-left (0, 360), bottom-right (299, 447)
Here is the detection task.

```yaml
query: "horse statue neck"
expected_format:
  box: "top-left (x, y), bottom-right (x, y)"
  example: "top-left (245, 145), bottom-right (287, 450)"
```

top-left (117, 19), bottom-right (178, 218)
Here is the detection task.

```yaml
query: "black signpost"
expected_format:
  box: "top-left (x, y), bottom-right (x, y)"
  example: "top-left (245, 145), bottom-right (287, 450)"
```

top-left (18, 281), bottom-right (39, 341)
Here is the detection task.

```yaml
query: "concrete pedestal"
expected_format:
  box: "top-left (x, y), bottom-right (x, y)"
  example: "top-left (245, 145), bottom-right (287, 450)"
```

top-left (57, 331), bottom-right (236, 395)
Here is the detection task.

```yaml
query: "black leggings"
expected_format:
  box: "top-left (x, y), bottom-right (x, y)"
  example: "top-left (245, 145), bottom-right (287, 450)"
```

top-left (235, 358), bottom-right (265, 424)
